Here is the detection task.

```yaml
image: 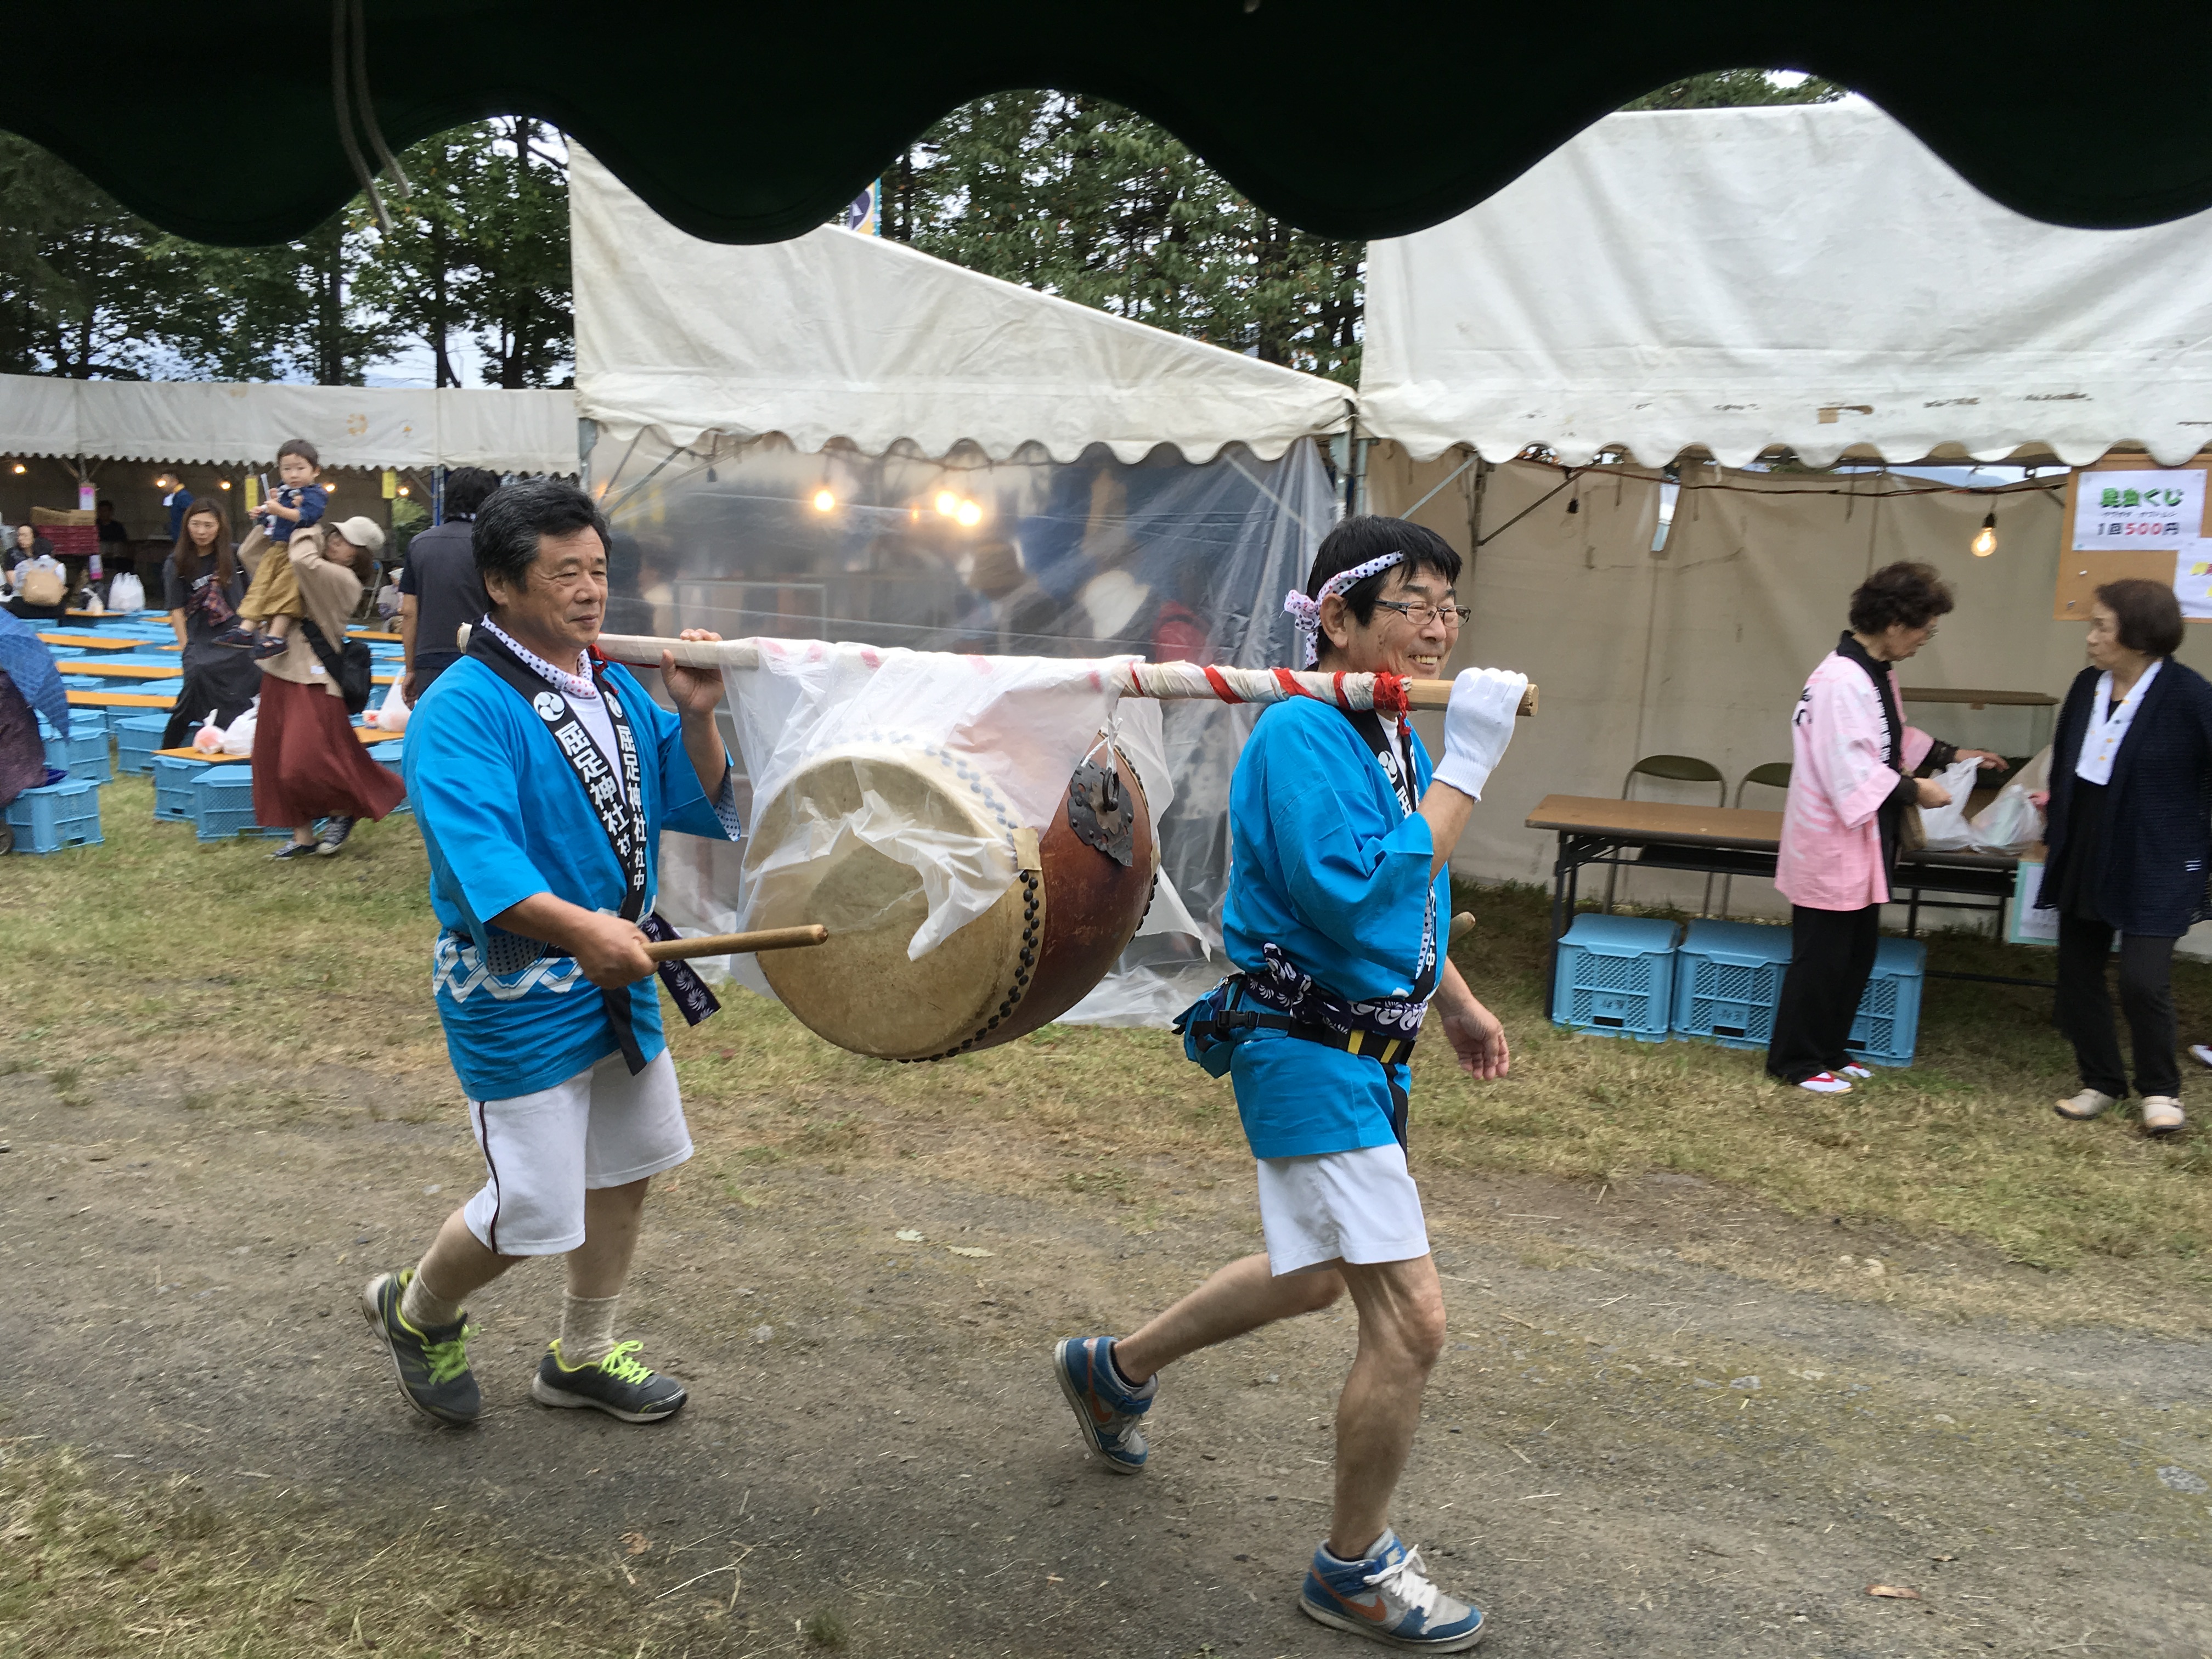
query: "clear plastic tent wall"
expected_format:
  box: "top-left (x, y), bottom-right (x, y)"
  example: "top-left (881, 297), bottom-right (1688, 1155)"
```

top-left (602, 430), bottom-right (1338, 1025)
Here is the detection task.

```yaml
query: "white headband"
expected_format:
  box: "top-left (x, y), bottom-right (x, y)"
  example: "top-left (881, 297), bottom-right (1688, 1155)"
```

top-left (1282, 551), bottom-right (1404, 668)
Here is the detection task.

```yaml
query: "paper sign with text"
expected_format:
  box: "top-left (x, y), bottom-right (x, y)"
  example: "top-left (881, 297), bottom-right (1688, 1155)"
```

top-left (2073, 469), bottom-right (2204, 550)
top-left (2178, 539), bottom-right (2212, 620)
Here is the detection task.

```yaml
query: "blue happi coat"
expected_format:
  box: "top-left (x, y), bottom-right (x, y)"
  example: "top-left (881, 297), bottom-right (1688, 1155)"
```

top-left (1221, 698), bottom-right (1447, 1159)
top-left (405, 656), bottom-right (736, 1099)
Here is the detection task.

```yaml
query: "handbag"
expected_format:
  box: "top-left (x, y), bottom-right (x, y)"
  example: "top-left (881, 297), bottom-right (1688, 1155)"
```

top-left (297, 615), bottom-right (373, 714)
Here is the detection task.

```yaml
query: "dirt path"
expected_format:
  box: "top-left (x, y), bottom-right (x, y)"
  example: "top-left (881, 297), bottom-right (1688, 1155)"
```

top-left (5, 1062), bottom-right (2210, 1657)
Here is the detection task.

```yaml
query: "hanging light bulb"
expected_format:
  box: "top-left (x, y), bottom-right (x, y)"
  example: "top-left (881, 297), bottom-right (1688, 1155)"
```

top-left (954, 499), bottom-right (983, 528)
top-left (9, 462), bottom-right (23, 474)
top-left (218, 479), bottom-right (231, 490)
top-left (811, 488), bottom-right (836, 512)
top-left (397, 484), bottom-right (410, 497)
top-left (1971, 511), bottom-right (1997, 558)
top-left (935, 490), bottom-right (959, 517)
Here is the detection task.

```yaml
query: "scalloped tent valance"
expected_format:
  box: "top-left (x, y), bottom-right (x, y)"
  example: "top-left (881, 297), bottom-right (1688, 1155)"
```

top-left (1359, 103), bottom-right (2212, 470)
top-left (6, 4), bottom-right (2211, 247)
top-left (0, 376), bottom-right (577, 474)
top-left (570, 149), bottom-right (1350, 465)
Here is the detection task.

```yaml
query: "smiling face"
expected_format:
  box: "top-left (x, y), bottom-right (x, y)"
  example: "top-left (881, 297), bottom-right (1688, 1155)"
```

top-left (1318, 563), bottom-right (1460, 678)
top-left (484, 526), bottom-right (609, 658)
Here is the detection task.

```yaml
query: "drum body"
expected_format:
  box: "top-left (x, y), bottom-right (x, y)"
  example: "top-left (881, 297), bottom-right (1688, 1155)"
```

top-left (745, 739), bottom-right (1156, 1060)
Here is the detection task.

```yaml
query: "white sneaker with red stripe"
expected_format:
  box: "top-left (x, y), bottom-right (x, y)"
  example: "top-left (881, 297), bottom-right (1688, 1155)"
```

top-left (1796, 1072), bottom-right (1852, 1094)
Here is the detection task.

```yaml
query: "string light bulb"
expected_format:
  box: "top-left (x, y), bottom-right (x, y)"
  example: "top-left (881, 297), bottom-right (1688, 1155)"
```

top-left (955, 500), bottom-right (983, 528)
top-left (812, 488), bottom-right (836, 512)
top-left (935, 490), bottom-right (958, 517)
top-left (396, 485), bottom-right (410, 497)
top-left (1972, 511), bottom-right (1996, 558)
top-left (9, 462), bottom-right (22, 474)
top-left (218, 480), bottom-right (231, 490)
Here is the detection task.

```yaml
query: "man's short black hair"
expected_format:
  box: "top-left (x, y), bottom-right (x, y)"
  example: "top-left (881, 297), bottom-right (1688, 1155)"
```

top-left (474, 477), bottom-right (611, 591)
top-left (276, 437), bottom-right (319, 469)
top-left (1306, 514), bottom-right (1462, 628)
top-left (443, 467), bottom-right (502, 520)
top-left (2096, 577), bottom-right (2186, 657)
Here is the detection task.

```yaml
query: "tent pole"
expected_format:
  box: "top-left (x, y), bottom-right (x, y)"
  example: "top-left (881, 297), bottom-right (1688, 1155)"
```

top-left (1466, 453), bottom-right (1490, 583)
top-left (1350, 430), bottom-right (1370, 517)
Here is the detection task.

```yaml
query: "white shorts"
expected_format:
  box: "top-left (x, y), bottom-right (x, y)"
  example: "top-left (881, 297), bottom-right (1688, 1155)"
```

top-left (461, 1050), bottom-right (692, 1256)
top-left (1255, 1142), bottom-right (1431, 1277)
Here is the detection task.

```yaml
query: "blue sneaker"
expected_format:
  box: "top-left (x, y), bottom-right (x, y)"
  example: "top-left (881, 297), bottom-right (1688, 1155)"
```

top-left (1052, 1335), bottom-right (1156, 1474)
top-left (1300, 1530), bottom-right (1487, 1650)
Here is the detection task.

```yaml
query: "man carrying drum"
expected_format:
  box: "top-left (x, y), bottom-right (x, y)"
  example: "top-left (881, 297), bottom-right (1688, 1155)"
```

top-left (360, 478), bottom-right (742, 1429)
top-left (1053, 515), bottom-right (1523, 1651)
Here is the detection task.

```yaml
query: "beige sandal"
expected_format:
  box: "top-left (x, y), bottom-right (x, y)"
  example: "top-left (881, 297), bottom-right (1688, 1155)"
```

top-left (2140, 1096), bottom-right (2186, 1136)
top-left (2055, 1088), bottom-right (2116, 1121)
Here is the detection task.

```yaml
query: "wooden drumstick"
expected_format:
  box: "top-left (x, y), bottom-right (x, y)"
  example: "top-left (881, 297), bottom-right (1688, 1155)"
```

top-left (1449, 911), bottom-right (1476, 942)
top-left (642, 923), bottom-right (830, 963)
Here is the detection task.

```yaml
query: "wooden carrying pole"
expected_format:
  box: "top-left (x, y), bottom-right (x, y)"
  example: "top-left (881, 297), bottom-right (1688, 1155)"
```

top-left (641, 923), bottom-right (830, 963)
top-left (586, 633), bottom-right (1536, 717)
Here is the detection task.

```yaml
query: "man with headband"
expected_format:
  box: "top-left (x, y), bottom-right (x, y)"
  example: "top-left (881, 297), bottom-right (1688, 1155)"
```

top-left (1051, 516), bottom-right (1525, 1650)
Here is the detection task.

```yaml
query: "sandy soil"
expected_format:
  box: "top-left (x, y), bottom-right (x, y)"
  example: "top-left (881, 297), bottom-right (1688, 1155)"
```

top-left (5, 1060), bottom-right (2210, 1657)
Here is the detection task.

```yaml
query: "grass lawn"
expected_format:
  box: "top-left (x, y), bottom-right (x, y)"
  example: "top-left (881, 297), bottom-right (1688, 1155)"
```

top-left (5, 772), bottom-right (2212, 1656)
top-left (7, 773), bottom-right (2209, 1325)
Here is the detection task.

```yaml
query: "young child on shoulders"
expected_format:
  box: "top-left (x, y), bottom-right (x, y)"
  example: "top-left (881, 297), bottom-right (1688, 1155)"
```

top-left (233, 437), bottom-right (328, 658)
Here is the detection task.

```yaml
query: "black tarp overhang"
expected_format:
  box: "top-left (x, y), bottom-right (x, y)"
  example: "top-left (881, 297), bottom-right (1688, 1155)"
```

top-left (15, 2), bottom-right (2212, 246)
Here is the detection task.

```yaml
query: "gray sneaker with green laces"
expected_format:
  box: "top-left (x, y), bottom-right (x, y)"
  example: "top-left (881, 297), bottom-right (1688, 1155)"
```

top-left (532, 1339), bottom-right (687, 1423)
top-left (359, 1269), bottom-right (481, 1426)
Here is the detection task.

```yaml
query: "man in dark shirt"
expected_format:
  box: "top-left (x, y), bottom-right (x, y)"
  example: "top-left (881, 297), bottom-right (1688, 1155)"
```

top-left (95, 500), bottom-right (134, 578)
top-left (399, 468), bottom-right (501, 701)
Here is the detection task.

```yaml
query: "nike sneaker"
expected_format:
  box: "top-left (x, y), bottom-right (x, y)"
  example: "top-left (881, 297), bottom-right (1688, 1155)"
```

top-left (1053, 1335), bottom-right (1156, 1474)
top-left (1300, 1530), bottom-right (1487, 1650)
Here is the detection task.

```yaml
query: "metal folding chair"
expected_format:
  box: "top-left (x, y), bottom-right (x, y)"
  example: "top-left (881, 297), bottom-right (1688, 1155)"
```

top-left (1604, 754), bottom-right (1726, 915)
top-left (1719, 760), bottom-right (1793, 917)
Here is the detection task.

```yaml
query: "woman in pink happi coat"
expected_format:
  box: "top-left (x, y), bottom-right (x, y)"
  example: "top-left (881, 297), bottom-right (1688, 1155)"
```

top-left (1768, 563), bottom-right (2005, 1094)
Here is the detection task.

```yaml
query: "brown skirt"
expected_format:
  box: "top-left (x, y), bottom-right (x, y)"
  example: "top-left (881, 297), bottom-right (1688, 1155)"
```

top-left (251, 674), bottom-right (407, 828)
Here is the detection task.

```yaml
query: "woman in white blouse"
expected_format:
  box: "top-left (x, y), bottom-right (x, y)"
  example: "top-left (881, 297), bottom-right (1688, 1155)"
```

top-left (2035, 579), bottom-right (2212, 1135)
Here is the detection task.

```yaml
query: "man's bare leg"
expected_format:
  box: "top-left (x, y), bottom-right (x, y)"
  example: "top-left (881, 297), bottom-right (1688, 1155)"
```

top-left (1324, 1254), bottom-right (1447, 1560)
top-left (1112, 1252), bottom-right (1345, 1383)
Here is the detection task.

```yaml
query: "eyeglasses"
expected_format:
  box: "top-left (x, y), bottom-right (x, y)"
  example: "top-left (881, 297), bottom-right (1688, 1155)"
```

top-left (1372, 599), bottom-right (1470, 628)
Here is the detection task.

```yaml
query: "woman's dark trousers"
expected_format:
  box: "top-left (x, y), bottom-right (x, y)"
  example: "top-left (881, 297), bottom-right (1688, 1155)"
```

top-left (2056, 915), bottom-right (2179, 1099)
top-left (1767, 903), bottom-right (1882, 1084)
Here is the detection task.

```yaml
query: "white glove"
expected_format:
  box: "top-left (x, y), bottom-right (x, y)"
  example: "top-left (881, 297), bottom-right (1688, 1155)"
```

top-left (1431, 667), bottom-right (1526, 801)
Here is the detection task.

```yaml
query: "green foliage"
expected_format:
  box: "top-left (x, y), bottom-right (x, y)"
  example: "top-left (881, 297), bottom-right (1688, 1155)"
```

top-left (0, 120), bottom-right (569, 387)
top-left (888, 93), bottom-right (1364, 384)
top-left (1620, 69), bottom-right (1847, 111)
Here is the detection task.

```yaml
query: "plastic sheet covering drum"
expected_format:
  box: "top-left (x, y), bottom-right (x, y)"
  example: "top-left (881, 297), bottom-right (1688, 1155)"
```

top-left (726, 641), bottom-right (1193, 1059)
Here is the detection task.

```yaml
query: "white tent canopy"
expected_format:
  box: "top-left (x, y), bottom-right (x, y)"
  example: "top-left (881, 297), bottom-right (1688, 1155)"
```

top-left (569, 148), bottom-right (1351, 465)
top-left (0, 373), bottom-right (577, 475)
top-left (1359, 101), bottom-right (2212, 470)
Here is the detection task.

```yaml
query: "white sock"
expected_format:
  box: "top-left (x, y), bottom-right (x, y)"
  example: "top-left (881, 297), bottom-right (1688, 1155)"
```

top-left (558, 1292), bottom-right (621, 1365)
top-left (400, 1266), bottom-right (464, 1330)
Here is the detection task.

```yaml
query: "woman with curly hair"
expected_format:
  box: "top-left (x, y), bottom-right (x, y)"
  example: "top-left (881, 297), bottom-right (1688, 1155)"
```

top-left (1766, 562), bottom-right (2005, 1094)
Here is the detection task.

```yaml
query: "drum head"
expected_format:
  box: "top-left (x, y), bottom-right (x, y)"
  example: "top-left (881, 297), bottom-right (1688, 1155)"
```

top-left (746, 743), bottom-right (1026, 1059)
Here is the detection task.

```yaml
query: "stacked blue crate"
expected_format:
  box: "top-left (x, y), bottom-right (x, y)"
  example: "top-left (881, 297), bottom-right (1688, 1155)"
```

top-left (4, 778), bottom-right (103, 853)
top-left (1671, 920), bottom-right (1793, 1049)
top-left (153, 753), bottom-right (213, 820)
top-left (37, 710), bottom-right (112, 785)
top-left (1847, 938), bottom-right (1927, 1066)
top-left (114, 714), bottom-right (172, 776)
top-left (1551, 914), bottom-right (1680, 1041)
top-left (189, 768), bottom-right (288, 842)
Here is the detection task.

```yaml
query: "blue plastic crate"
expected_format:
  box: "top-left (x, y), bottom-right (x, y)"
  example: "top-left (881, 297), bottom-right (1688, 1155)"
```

top-left (114, 713), bottom-right (172, 776)
top-left (189, 768), bottom-right (288, 842)
top-left (1672, 919), bottom-right (1792, 1049)
top-left (1553, 913), bottom-right (1680, 1041)
top-left (153, 753), bottom-right (215, 820)
top-left (5, 778), bottom-right (102, 854)
top-left (1847, 938), bottom-right (1926, 1067)
top-left (36, 713), bottom-right (112, 785)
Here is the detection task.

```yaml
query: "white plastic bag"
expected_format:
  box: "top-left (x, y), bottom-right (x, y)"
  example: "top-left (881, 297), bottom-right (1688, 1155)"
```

top-left (1970, 744), bottom-right (2051, 853)
top-left (1914, 754), bottom-right (1985, 851)
top-left (366, 680), bottom-right (410, 732)
top-left (106, 572), bottom-right (144, 613)
top-left (219, 701), bottom-right (258, 756)
top-left (190, 710), bottom-right (224, 753)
